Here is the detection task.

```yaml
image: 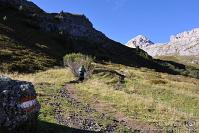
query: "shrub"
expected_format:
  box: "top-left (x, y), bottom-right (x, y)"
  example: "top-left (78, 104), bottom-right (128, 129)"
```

top-left (136, 49), bottom-right (152, 60)
top-left (63, 53), bottom-right (94, 78)
top-left (188, 69), bottom-right (199, 78)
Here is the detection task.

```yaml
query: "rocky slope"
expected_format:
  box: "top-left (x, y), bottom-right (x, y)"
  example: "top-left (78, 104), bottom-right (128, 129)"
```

top-left (126, 28), bottom-right (199, 57)
top-left (0, 0), bottom-right (199, 78)
top-left (126, 35), bottom-right (154, 48)
top-left (0, 0), bottom-right (106, 43)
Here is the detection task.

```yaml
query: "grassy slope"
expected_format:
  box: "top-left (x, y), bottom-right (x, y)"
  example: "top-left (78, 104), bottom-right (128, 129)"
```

top-left (156, 56), bottom-right (199, 68)
top-left (2, 64), bottom-right (199, 132)
top-left (0, 6), bottom-right (199, 79)
top-left (0, 6), bottom-right (150, 73)
top-left (0, 8), bottom-right (68, 72)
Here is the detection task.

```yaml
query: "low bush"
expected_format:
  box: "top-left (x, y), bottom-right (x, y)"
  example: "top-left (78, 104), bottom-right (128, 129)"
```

top-left (63, 53), bottom-right (94, 78)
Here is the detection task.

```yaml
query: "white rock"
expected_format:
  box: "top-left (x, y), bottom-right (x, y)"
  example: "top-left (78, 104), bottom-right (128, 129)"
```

top-left (126, 35), bottom-right (154, 48)
top-left (126, 28), bottom-right (199, 57)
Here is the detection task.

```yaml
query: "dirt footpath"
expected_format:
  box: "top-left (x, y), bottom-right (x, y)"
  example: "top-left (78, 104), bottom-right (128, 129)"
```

top-left (51, 83), bottom-right (162, 133)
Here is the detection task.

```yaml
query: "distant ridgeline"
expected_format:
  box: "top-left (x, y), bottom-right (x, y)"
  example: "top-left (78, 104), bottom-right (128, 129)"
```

top-left (0, 0), bottom-right (199, 78)
top-left (127, 29), bottom-right (199, 57)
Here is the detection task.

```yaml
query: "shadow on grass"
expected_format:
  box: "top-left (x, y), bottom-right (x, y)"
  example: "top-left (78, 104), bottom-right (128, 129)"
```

top-left (0, 120), bottom-right (100, 133)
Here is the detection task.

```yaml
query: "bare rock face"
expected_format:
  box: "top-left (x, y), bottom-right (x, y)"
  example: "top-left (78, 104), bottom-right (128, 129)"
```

top-left (38, 12), bottom-right (106, 42)
top-left (0, 76), bottom-right (40, 130)
top-left (126, 28), bottom-right (199, 57)
top-left (170, 28), bottom-right (199, 43)
top-left (126, 35), bottom-right (154, 48)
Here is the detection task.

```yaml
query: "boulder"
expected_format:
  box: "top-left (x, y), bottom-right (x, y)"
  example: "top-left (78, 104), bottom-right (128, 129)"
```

top-left (0, 76), bottom-right (40, 130)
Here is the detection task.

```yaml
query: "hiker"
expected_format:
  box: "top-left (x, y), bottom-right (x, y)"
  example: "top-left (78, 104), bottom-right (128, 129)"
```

top-left (3, 16), bottom-right (7, 21)
top-left (119, 74), bottom-right (125, 84)
top-left (78, 65), bottom-right (86, 82)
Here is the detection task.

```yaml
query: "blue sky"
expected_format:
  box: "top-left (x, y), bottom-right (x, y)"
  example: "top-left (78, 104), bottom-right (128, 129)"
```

top-left (31, 0), bottom-right (199, 44)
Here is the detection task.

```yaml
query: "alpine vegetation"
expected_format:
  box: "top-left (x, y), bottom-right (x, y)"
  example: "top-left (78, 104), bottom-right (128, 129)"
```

top-left (63, 53), bottom-right (95, 79)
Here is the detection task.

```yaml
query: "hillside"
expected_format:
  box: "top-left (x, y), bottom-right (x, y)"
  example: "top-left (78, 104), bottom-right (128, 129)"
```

top-left (0, 0), bottom-right (199, 79)
top-left (1, 65), bottom-right (199, 132)
top-left (0, 0), bottom-right (151, 72)
top-left (157, 56), bottom-right (199, 68)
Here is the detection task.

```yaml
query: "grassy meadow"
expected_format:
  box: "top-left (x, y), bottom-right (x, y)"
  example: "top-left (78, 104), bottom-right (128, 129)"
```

top-left (157, 55), bottom-right (199, 68)
top-left (1, 63), bottom-right (199, 133)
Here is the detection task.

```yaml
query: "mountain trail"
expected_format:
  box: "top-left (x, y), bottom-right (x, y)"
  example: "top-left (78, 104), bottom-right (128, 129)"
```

top-left (54, 83), bottom-right (162, 133)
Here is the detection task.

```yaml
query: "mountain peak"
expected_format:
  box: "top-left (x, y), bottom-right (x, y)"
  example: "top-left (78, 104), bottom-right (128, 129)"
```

top-left (126, 28), bottom-right (199, 57)
top-left (126, 35), bottom-right (154, 48)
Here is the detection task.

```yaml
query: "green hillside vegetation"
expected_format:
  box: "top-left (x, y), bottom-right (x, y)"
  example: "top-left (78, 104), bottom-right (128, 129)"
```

top-left (1, 63), bottom-right (198, 132)
top-left (0, 6), bottom-right (199, 79)
top-left (157, 56), bottom-right (199, 68)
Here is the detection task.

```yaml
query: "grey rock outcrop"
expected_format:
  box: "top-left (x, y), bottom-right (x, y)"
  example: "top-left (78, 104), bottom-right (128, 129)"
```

top-left (38, 12), bottom-right (106, 42)
top-left (126, 28), bottom-right (199, 57)
top-left (0, 76), bottom-right (40, 130)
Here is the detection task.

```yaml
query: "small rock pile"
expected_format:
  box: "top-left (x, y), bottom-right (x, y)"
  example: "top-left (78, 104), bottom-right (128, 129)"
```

top-left (0, 76), bottom-right (40, 131)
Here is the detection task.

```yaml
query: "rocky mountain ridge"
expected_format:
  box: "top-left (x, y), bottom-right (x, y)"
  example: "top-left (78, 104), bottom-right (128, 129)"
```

top-left (0, 0), bottom-right (106, 43)
top-left (40, 12), bottom-right (106, 42)
top-left (170, 28), bottom-right (199, 43)
top-left (126, 28), bottom-right (199, 57)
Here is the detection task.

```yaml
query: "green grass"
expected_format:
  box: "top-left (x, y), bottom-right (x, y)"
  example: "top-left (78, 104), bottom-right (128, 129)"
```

top-left (75, 65), bottom-right (199, 132)
top-left (0, 33), bottom-right (57, 73)
top-left (2, 66), bottom-right (199, 132)
top-left (157, 55), bottom-right (199, 68)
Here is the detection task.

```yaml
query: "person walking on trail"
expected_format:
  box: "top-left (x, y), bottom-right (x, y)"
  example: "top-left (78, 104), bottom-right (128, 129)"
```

top-left (78, 65), bottom-right (86, 82)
